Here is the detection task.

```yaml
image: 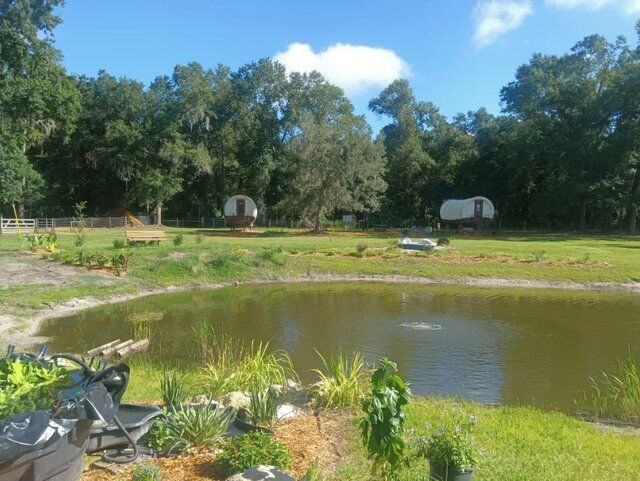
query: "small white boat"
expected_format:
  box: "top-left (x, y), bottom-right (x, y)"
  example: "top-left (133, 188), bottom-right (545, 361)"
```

top-left (398, 237), bottom-right (437, 251)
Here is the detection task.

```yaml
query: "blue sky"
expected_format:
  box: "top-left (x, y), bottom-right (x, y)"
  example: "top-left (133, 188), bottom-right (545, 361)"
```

top-left (55, 1), bottom-right (638, 130)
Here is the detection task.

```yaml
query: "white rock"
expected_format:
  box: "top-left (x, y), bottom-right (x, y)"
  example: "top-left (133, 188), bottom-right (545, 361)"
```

top-left (225, 466), bottom-right (295, 481)
top-left (221, 391), bottom-right (250, 410)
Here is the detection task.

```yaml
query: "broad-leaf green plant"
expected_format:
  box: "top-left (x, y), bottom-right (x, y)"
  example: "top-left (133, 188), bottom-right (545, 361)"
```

top-left (360, 357), bottom-right (411, 480)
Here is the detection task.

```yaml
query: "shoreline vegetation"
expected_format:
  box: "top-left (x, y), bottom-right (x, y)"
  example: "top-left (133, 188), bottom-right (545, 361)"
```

top-left (1, 228), bottom-right (639, 346)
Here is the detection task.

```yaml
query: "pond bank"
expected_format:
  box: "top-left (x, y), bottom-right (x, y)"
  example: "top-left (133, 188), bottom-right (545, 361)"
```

top-left (4, 268), bottom-right (640, 348)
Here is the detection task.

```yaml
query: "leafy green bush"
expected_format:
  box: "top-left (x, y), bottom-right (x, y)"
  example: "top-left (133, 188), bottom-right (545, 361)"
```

top-left (218, 431), bottom-right (291, 475)
top-left (173, 234), bottom-right (184, 246)
top-left (247, 387), bottom-right (279, 426)
top-left (197, 324), bottom-right (297, 395)
top-left (131, 462), bottom-right (162, 481)
top-left (146, 401), bottom-right (233, 454)
top-left (417, 412), bottom-right (477, 470)
top-left (256, 246), bottom-right (286, 266)
top-left (113, 238), bottom-right (126, 249)
top-left (313, 350), bottom-right (367, 408)
top-left (360, 358), bottom-right (411, 480)
top-left (0, 359), bottom-right (69, 419)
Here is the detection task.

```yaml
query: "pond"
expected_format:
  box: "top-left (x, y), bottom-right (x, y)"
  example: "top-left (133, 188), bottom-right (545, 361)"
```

top-left (37, 282), bottom-right (640, 412)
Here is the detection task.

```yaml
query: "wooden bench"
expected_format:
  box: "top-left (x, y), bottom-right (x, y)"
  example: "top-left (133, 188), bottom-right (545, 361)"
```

top-left (125, 230), bottom-right (166, 245)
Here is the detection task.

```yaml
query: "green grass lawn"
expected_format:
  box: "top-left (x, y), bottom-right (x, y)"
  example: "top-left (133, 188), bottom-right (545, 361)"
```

top-left (0, 228), bottom-right (638, 318)
top-left (333, 398), bottom-right (640, 481)
top-left (122, 362), bottom-right (640, 481)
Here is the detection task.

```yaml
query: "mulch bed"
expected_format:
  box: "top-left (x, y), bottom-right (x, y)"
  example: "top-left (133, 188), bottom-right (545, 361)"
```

top-left (82, 410), bottom-right (356, 481)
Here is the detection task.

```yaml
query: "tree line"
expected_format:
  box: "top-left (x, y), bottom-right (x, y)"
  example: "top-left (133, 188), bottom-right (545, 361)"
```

top-left (1, 1), bottom-right (639, 231)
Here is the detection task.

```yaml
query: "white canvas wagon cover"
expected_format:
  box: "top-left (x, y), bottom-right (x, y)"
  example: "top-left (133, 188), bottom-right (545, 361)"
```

top-left (440, 196), bottom-right (494, 220)
top-left (224, 195), bottom-right (258, 218)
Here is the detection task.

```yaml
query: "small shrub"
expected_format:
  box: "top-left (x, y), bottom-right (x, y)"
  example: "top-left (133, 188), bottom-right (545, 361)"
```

top-left (355, 243), bottom-right (369, 256)
top-left (313, 350), bottom-right (367, 408)
top-left (146, 401), bottom-right (233, 454)
top-left (218, 431), bottom-right (292, 475)
top-left (93, 253), bottom-right (109, 268)
top-left (173, 234), bottom-right (184, 246)
top-left (247, 387), bottom-right (279, 426)
top-left (417, 412), bottom-right (477, 471)
top-left (195, 234), bottom-right (204, 244)
top-left (580, 253), bottom-right (591, 264)
top-left (113, 238), bottom-right (126, 249)
top-left (437, 238), bottom-right (450, 246)
top-left (158, 369), bottom-right (189, 409)
top-left (532, 250), bottom-right (546, 262)
top-left (74, 249), bottom-right (89, 267)
top-left (131, 462), bottom-right (162, 481)
top-left (111, 249), bottom-right (132, 275)
top-left (256, 246), bottom-right (286, 266)
top-left (360, 358), bottom-right (411, 480)
top-left (72, 201), bottom-right (87, 247)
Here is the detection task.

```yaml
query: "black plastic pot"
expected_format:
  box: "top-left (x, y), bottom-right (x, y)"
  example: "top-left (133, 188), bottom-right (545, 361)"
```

top-left (232, 408), bottom-right (275, 435)
top-left (88, 404), bottom-right (164, 452)
top-left (429, 461), bottom-right (474, 481)
top-left (0, 419), bottom-right (92, 481)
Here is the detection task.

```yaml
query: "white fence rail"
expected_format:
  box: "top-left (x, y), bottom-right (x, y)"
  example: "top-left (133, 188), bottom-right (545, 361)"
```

top-left (0, 217), bottom-right (36, 234)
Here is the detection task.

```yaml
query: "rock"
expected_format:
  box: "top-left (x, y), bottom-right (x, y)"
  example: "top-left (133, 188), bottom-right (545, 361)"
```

top-left (276, 403), bottom-right (300, 420)
top-left (225, 466), bottom-right (295, 481)
top-left (221, 391), bottom-right (250, 409)
top-left (285, 378), bottom-right (301, 390)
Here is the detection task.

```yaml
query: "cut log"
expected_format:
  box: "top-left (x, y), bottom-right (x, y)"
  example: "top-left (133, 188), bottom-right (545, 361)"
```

top-left (101, 339), bottom-right (135, 357)
top-left (86, 340), bottom-right (121, 357)
top-left (116, 339), bottom-right (149, 359)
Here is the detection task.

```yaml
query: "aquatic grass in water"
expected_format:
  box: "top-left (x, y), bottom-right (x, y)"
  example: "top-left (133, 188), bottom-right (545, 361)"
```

top-left (313, 350), bottom-right (368, 408)
top-left (197, 324), bottom-right (297, 395)
top-left (578, 349), bottom-right (640, 423)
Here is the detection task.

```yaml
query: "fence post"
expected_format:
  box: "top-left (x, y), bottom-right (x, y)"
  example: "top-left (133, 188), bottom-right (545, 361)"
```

top-left (109, 217), bottom-right (112, 229)
top-left (0, 215), bottom-right (3, 235)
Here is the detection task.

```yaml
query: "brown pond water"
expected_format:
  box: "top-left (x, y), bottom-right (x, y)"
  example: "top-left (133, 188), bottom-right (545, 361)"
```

top-left (37, 282), bottom-right (640, 412)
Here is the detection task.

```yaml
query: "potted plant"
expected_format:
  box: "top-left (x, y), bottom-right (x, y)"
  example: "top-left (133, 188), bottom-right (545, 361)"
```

top-left (417, 413), bottom-right (477, 481)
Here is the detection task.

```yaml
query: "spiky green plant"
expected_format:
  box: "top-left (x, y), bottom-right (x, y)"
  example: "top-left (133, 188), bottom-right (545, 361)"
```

top-left (196, 324), bottom-right (297, 396)
top-left (312, 350), bottom-right (368, 408)
top-left (247, 387), bottom-right (280, 426)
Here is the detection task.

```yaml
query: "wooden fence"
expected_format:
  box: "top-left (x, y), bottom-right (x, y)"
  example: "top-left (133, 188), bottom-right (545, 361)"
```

top-left (0, 216), bottom-right (36, 234)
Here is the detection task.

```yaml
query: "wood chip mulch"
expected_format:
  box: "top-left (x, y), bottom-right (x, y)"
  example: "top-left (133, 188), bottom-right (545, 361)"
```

top-left (82, 410), bottom-right (356, 481)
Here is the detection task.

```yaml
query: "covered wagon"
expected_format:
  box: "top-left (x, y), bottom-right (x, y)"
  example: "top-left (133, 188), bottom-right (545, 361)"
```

top-left (440, 196), bottom-right (495, 230)
top-left (224, 195), bottom-right (258, 231)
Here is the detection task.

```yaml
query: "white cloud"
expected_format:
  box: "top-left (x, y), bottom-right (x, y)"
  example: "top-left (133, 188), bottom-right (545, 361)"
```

top-left (274, 43), bottom-right (410, 95)
top-left (473, 1), bottom-right (534, 48)
top-left (546, 0), bottom-right (640, 14)
top-left (622, 0), bottom-right (640, 13)
top-left (546, 0), bottom-right (613, 9)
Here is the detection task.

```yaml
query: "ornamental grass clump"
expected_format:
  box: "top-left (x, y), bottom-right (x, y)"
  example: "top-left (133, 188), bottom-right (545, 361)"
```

top-left (146, 401), bottom-right (233, 454)
top-left (197, 324), bottom-right (297, 395)
top-left (247, 387), bottom-right (280, 426)
top-left (313, 350), bottom-right (368, 408)
top-left (417, 412), bottom-right (477, 475)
